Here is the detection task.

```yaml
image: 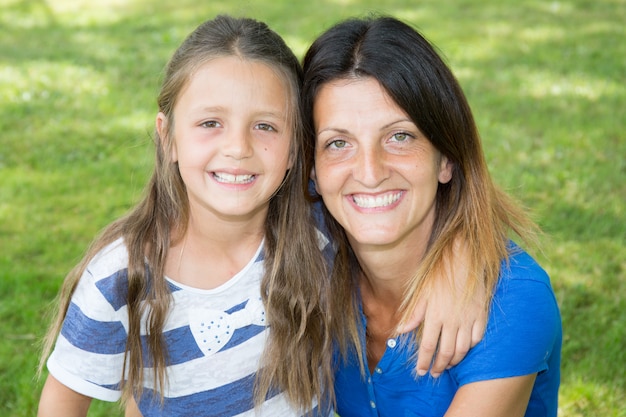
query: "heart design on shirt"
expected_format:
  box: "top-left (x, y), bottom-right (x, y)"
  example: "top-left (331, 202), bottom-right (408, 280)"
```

top-left (188, 297), bottom-right (266, 355)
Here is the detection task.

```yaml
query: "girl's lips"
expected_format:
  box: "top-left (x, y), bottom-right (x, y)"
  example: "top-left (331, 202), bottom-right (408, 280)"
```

top-left (350, 191), bottom-right (404, 209)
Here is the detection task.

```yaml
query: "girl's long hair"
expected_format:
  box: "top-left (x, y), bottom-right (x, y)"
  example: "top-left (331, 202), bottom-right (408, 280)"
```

top-left (302, 16), bottom-right (539, 365)
top-left (40, 15), bottom-right (333, 413)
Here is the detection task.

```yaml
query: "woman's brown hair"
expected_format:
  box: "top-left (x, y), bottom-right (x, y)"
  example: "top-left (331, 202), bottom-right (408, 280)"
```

top-left (302, 15), bottom-right (539, 365)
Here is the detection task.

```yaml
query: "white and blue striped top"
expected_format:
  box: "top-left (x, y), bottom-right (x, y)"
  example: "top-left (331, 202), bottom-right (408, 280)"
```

top-left (47, 236), bottom-right (332, 416)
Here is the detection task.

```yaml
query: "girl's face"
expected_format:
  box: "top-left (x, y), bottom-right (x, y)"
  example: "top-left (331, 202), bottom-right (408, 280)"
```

top-left (312, 77), bottom-right (452, 254)
top-left (158, 56), bottom-right (293, 225)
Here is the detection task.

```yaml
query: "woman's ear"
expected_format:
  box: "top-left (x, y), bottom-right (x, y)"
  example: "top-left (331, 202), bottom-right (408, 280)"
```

top-left (156, 112), bottom-right (176, 162)
top-left (438, 155), bottom-right (453, 184)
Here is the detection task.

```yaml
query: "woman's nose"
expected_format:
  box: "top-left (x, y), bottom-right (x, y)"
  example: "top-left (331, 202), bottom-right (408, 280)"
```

top-left (353, 145), bottom-right (389, 187)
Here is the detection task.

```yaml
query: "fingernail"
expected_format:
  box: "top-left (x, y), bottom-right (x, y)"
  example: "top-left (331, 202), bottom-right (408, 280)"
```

top-left (431, 372), bottom-right (441, 378)
top-left (417, 369), bottom-right (427, 376)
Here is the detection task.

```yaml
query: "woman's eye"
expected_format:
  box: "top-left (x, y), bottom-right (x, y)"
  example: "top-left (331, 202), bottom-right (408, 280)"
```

top-left (201, 120), bottom-right (220, 128)
top-left (256, 123), bottom-right (276, 132)
top-left (391, 132), bottom-right (411, 142)
top-left (329, 139), bottom-right (347, 149)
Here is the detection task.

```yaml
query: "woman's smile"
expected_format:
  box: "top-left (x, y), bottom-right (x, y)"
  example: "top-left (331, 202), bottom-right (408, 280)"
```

top-left (349, 190), bottom-right (404, 210)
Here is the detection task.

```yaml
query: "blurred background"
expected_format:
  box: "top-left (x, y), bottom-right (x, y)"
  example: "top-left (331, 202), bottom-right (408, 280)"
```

top-left (0, 0), bottom-right (624, 415)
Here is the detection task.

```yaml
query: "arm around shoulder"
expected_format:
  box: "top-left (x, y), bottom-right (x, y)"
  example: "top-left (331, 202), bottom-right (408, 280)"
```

top-left (38, 374), bottom-right (92, 417)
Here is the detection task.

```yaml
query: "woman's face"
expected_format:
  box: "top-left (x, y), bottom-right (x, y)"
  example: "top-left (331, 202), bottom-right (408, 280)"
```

top-left (312, 77), bottom-right (452, 254)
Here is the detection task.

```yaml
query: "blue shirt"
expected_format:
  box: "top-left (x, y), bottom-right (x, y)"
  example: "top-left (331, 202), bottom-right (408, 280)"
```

top-left (334, 246), bottom-right (562, 417)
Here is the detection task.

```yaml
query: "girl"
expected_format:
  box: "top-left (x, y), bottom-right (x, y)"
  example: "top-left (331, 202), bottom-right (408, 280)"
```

top-left (38, 15), bottom-right (333, 417)
top-left (303, 16), bottom-right (562, 417)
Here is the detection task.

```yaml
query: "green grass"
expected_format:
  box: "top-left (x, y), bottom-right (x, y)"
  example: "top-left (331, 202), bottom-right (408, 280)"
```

top-left (1, 0), bottom-right (624, 415)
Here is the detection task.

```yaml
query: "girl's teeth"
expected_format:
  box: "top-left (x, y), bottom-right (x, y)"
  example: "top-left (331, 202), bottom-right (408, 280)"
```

top-left (352, 192), bottom-right (401, 208)
top-left (214, 172), bottom-right (254, 184)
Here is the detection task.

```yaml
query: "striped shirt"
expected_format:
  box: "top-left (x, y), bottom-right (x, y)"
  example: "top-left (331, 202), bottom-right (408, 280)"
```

top-left (47, 237), bottom-right (331, 416)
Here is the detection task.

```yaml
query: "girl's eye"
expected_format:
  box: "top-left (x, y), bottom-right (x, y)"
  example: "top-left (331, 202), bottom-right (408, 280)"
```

top-left (391, 132), bottom-right (412, 142)
top-left (256, 123), bottom-right (276, 132)
top-left (201, 120), bottom-right (220, 128)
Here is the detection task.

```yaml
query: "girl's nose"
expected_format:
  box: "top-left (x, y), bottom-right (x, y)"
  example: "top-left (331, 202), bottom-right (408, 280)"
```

top-left (222, 127), bottom-right (254, 160)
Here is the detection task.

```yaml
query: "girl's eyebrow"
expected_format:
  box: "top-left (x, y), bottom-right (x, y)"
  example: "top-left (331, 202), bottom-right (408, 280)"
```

top-left (188, 105), bottom-right (227, 115)
top-left (189, 106), bottom-right (285, 119)
top-left (254, 110), bottom-right (286, 120)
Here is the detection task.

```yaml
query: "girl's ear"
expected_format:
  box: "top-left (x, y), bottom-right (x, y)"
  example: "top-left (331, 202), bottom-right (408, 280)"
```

top-left (438, 155), bottom-right (453, 184)
top-left (156, 112), bottom-right (176, 162)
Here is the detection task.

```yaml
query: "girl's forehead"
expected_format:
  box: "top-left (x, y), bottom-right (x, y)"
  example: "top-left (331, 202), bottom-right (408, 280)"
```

top-left (194, 56), bottom-right (289, 83)
top-left (181, 57), bottom-right (294, 103)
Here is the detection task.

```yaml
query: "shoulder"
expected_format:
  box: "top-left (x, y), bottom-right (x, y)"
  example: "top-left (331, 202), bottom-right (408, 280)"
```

top-left (451, 244), bottom-right (562, 385)
top-left (73, 237), bottom-right (131, 312)
top-left (492, 243), bottom-right (559, 323)
top-left (48, 242), bottom-right (130, 394)
top-left (84, 237), bottom-right (130, 281)
top-left (493, 244), bottom-right (558, 316)
top-left (501, 244), bottom-right (550, 286)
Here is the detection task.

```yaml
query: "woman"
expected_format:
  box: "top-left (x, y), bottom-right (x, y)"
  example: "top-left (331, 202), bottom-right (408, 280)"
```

top-left (302, 16), bottom-right (562, 417)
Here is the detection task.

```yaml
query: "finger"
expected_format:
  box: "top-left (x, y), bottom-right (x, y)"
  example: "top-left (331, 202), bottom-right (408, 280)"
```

top-left (416, 319), bottom-right (442, 376)
top-left (430, 326), bottom-right (456, 377)
top-left (471, 310), bottom-right (487, 347)
top-left (449, 325), bottom-right (472, 367)
top-left (399, 299), bottom-right (427, 333)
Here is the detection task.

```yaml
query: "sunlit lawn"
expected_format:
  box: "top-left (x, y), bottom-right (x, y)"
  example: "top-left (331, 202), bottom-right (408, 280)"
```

top-left (1, 0), bottom-right (624, 415)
